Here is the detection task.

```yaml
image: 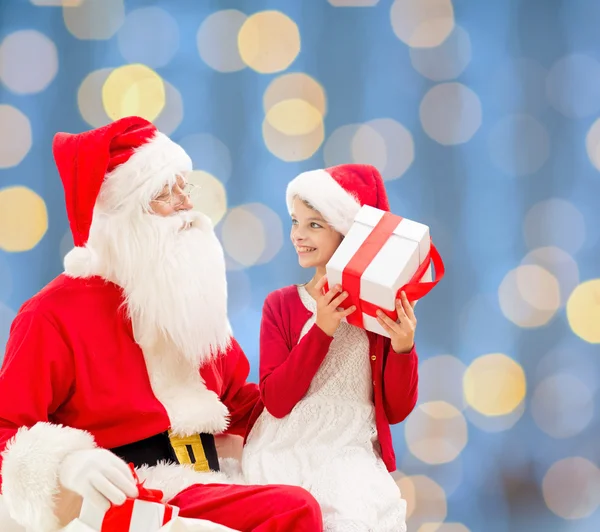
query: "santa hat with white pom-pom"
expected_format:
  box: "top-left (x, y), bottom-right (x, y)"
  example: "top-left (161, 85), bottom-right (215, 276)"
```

top-left (54, 116), bottom-right (192, 278)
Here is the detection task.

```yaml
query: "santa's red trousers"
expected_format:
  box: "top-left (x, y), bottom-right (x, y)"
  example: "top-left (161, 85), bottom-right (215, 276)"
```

top-left (169, 483), bottom-right (323, 531)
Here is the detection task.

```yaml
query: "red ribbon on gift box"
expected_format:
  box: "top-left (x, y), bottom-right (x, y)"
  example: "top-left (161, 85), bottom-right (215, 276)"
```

top-left (326, 211), bottom-right (445, 329)
top-left (101, 464), bottom-right (174, 530)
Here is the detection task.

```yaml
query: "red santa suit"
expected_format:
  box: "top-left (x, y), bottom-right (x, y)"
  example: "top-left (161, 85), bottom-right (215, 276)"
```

top-left (0, 117), bottom-right (322, 532)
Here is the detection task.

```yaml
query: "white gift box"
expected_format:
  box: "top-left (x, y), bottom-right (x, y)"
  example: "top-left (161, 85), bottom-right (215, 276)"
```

top-left (78, 496), bottom-right (179, 532)
top-left (326, 205), bottom-right (442, 338)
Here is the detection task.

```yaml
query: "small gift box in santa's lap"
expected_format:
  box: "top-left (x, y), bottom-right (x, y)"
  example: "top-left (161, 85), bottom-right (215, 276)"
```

top-left (325, 205), bottom-right (445, 338)
top-left (75, 464), bottom-right (179, 531)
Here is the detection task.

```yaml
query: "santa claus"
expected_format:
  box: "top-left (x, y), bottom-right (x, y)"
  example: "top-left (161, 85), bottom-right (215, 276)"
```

top-left (0, 116), bottom-right (322, 531)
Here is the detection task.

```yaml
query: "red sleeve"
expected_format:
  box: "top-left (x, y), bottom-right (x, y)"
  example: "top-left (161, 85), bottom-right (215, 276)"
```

top-left (0, 309), bottom-right (74, 489)
top-left (381, 343), bottom-right (419, 425)
top-left (259, 294), bottom-right (334, 418)
top-left (218, 338), bottom-right (260, 438)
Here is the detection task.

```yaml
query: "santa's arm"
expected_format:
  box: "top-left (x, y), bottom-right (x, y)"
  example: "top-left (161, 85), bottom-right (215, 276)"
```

top-left (0, 310), bottom-right (96, 532)
top-left (218, 338), bottom-right (259, 438)
top-left (381, 341), bottom-right (419, 424)
top-left (259, 295), bottom-right (333, 418)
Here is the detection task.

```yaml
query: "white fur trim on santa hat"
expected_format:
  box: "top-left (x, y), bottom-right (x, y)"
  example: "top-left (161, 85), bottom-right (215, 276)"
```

top-left (286, 169), bottom-right (361, 235)
top-left (63, 246), bottom-right (100, 279)
top-left (1, 422), bottom-right (96, 532)
top-left (99, 131), bottom-right (193, 213)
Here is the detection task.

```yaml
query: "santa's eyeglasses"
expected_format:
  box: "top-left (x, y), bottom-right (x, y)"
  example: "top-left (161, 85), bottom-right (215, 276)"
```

top-left (152, 183), bottom-right (200, 208)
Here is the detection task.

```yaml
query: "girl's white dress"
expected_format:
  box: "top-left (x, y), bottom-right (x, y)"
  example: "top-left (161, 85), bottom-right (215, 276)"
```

top-left (242, 285), bottom-right (407, 532)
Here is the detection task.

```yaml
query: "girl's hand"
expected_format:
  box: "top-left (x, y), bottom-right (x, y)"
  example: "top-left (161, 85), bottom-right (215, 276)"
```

top-left (314, 276), bottom-right (356, 337)
top-left (376, 291), bottom-right (417, 353)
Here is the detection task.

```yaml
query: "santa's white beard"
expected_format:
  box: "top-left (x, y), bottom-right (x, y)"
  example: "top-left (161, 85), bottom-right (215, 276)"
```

top-left (88, 210), bottom-right (231, 366)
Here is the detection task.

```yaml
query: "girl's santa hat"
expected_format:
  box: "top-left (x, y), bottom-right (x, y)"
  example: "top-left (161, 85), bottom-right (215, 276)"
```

top-left (53, 116), bottom-right (192, 277)
top-left (286, 163), bottom-right (390, 235)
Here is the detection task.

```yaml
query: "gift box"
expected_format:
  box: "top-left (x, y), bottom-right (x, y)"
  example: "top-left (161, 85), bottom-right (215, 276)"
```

top-left (325, 205), bottom-right (445, 338)
top-left (78, 464), bottom-right (179, 532)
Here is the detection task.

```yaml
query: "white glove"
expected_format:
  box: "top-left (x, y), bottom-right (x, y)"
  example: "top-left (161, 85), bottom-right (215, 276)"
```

top-left (59, 448), bottom-right (139, 511)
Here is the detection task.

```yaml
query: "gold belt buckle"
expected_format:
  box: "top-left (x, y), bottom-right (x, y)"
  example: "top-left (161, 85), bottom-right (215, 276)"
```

top-left (168, 431), bottom-right (210, 472)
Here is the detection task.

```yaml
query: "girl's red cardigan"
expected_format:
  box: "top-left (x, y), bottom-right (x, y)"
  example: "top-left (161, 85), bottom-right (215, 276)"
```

top-left (245, 285), bottom-right (419, 472)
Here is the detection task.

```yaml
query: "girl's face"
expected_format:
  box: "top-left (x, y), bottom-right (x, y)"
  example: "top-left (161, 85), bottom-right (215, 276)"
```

top-left (290, 197), bottom-right (343, 269)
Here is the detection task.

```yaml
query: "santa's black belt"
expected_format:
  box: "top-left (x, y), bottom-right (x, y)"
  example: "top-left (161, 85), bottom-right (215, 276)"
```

top-left (110, 431), bottom-right (219, 472)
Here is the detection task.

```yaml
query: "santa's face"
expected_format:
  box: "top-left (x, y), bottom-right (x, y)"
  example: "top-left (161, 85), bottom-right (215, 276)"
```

top-left (87, 181), bottom-right (231, 367)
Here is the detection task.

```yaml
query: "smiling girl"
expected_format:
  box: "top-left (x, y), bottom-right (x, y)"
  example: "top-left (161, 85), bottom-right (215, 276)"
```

top-left (242, 164), bottom-right (419, 531)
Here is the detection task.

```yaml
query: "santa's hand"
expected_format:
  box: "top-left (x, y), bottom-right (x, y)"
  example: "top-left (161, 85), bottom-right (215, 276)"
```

top-left (59, 448), bottom-right (139, 510)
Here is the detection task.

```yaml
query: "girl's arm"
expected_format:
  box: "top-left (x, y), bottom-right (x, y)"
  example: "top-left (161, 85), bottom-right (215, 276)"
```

top-left (381, 342), bottom-right (419, 424)
top-left (259, 295), bottom-right (333, 418)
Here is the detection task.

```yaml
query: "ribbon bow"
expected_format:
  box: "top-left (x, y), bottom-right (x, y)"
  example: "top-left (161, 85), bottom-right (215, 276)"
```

top-left (128, 463), bottom-right (164, 503)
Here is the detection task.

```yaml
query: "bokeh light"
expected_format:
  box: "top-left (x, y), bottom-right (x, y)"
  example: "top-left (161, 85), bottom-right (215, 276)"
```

top-left (0, 186), bottom-right (48, 252)
top-left (418, 355), bottom-right (467, 410)
top-left (221, 203), bottom-right (283, 268)
top-left (523, 199), bottom-right (586, 255)
top-left (63, 0), bottom-right (125, 40)
top-left (463, 353), bottom-right (526, 417)
top-left (0, 105), bottom-right (32, 169)
top-left (324, 119), bottom-right (415, 180)
top-left (31, 0), bottom-right (82, 5)
top-left (78, 68), bottom-right (112, 127)
top-left (405, 400), bottom-right (468, 465)
top-left (186, 170), bottom-right (227, 227)
top-left (409, 25), bottom-right (472, 81)
top-left (488, 114), bottom-right (550, 177)
top-left (264, 73), bottom-right (327, 117)
top-left (567, 279), bottom-right (600, 344)
top-left (266, 100), bottom-right (323, 136)
top-left (197, 9), bottom-right (247, 73)
top-left (102, 64), bottom-right (166, 122)
top-left (117, 7), bottom-right (179, 68)
top-left (585, 117), bottom-right (600, 172)
top-left (329, 0), bottom-right (379, 5)
top-left (177, 134), bottom-right (232, 184)
top-left (396, 475), bottom-right (447, 530)
top-left (262, 117), bottom-right (325, 162)
top-left (0, 30), bottom-right (58, 94)
top-left (420, 83), bottom-right (482, 145)
top-left (153, 81), bottom-right (184, 136)
top-left (498, 265), bottom-right (561, 328)
top-left (531, 373), bottom-right (593, 439)
top-left (390, 0), bottom-right (455, 48)
top-left (520, 247), bottom-right (579, 306)
top-left (542, 457), bottom-right (600, 519)
top-left (419, 524), bottom-right (470, 532)
top-left (546, 54), bottom-right (600, 119)
top-left (238, 11), bottom-right (300, 74)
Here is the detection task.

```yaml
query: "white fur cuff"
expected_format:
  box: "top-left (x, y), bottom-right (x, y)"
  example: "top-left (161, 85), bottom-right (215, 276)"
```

top-left (1, 422), bottom-right (96, 532)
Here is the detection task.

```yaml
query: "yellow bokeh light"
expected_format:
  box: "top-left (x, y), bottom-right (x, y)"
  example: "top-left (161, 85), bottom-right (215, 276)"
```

top-left (262, 117), bottom-right (325, 162)
top-left (0, 186), bottom-right (48, 252)
top-left (396, 475), bottom-right (447, 530)
top-left (585, 117), bottom-right (600, 172)
top-left (187, 171), bottom-right (227, 227)
top-left (102, 64), bottom-right (166, 122)
top-left (567, 279), bottom-right (600, 343)
top-left (542, 457), bottom-right (600, 519)
top-left (238, 11), bottom-right (300, 74)
top-left (63, 0), bottom-right (125, 40)
top-left (405, 401), bottom-right (468, 465)
top-left (264, 73), bottom-right (327, 117)
top-left (266, 99), bottom-right (323, 136)
top-left (463, 353), bottom-right (526, 417)
top-left (31, 0), bottom-right (82, 6)
top-left (0, 105), bottom-right (32, 169)
top-left (390, 0), bottom-right (455, 48)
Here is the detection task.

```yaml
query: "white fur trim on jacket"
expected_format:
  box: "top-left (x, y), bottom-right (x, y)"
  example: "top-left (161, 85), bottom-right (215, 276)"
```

top-left (286, 169), bottom-right (361, 235)
top-left (1, 422), bottom-right (96, 532)
top-left (136, 462), bottom-right (233, 502)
